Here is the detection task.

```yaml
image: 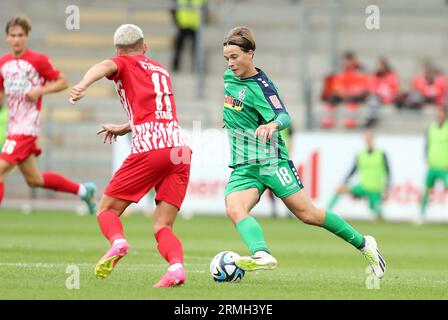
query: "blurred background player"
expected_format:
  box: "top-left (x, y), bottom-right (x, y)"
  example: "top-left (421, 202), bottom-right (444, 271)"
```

top-left (327, 131), bottom-right (391, 221)
top-left (0, 15), bottom-right (96, 213)
top-left (70, 24), bottom-right (191, 288)
top-left (418, 107), bottom-right (448, 223)
top-left (222, 27), bottom-right (386, 279)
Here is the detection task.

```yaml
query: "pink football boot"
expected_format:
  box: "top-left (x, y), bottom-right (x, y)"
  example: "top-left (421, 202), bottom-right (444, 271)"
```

top-left (153, 268), bottom-right (186, 288)
top-left (94, 240), bottom-right (129, 279)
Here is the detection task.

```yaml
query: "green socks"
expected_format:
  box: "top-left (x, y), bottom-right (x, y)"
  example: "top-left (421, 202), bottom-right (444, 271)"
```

top-left (236, 212), bottom-right (365, 253)
top-left (236, 216), bottom-right (269, 254)
top-left (420, 189), bottom-right (429, 215)
top-left (321, 211), bottom-right (365, 249)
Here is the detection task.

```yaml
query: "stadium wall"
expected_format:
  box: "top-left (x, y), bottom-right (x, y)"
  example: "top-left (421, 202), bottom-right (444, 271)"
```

top-left (113, 131), bottom-right (447, 222)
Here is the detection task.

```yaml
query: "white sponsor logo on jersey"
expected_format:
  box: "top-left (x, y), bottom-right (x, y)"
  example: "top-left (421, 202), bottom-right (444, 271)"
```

top-left (269, 95), bottom-right (283, 109)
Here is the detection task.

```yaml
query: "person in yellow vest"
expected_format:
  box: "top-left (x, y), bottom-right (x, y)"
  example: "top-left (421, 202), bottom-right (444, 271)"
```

top-left (171, 0), bottom-right (207, 72)
top-left (419, 107), bottom-right (448, 223)
top-left (327, 131), bottom-right (391, 221)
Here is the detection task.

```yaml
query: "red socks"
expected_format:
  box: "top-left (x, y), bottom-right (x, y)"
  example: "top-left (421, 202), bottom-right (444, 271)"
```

top-left (42, 172), bottom-right (79, 194)
top-left (97, 210), bottom-right (125, 244)
top-left (155, 226), bottom-right (184, 265)
top-left (0, 183), bottom-right (3, 204)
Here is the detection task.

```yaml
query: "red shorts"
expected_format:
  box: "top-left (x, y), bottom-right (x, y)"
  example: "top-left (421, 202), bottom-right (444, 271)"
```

top-left (105, 147), bottom-right (191, 209)
top-left (0, 135), bottom-right (42, 164)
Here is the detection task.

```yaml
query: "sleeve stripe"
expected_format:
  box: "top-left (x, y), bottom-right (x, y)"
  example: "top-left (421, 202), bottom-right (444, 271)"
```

top-left (254, 73), bottom-right (287, 114)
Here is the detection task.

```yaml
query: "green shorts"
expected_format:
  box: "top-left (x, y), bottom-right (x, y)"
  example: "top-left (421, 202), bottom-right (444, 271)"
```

top-left (225, 159), bottom-right (304, 199)
top-left (350, 185), bottom-right (383, 214)
top-left (425, 168), bottom-right (448, 189)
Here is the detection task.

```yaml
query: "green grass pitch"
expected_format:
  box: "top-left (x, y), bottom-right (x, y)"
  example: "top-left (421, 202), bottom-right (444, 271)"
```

top-left (0, 210), bottom-right (447, 300)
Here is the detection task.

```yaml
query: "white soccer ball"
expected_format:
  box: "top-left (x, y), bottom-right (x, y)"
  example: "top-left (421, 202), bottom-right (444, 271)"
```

top-left (209, 251), bottom-right (245, 282)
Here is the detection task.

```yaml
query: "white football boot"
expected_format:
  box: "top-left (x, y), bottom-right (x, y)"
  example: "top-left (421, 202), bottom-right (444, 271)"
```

top-left (360, 235), bottom-right (386, 279)
top-left (235, 250), bottom-right (278, 271)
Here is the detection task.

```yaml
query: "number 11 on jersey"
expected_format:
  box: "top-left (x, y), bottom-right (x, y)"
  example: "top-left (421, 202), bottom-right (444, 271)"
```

top-left (151, 72), bottom-right (173, 120)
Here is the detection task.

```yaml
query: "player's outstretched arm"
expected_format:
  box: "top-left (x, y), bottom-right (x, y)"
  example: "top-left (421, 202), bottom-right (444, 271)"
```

top-left (70, 60), bottom-right (117, 104)
top-left (96, 123), bottom-right (131, 144)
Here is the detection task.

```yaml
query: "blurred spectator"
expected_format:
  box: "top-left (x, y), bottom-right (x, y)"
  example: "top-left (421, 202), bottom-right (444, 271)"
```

top-left (402, 61), bottom-right (446, 110)
top-left (321, 51), bottom-right (369, 129)
top-left (364, 57), bottom-right (401, 128)
top-left (171, 0), bottom-right (207, 73)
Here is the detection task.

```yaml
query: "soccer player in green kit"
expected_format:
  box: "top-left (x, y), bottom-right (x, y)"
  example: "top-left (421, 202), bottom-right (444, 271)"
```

top-left (418, 107), bottom-right (448, 224)
top-left (222, 26), bottom-right (386, 278)
top-left (327, 131), bottom-right (391, 221)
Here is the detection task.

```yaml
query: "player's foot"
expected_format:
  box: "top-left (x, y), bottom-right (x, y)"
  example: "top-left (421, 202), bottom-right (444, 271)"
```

top-left (81, 182), bottom-right (97, 215)
top-left (94, 239), bottom-right (129, 279)
top-left (360, 235), bottom-right (386, 279)
top-left (153, 268), bottom-right (186, 288)
top-left (235, 250), bottom-right (278, 271)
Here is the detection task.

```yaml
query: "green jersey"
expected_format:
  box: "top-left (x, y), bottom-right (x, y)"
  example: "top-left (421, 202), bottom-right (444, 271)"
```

top-left (427, 121), bottom-right (448, 170)
top-left (222, 68), bottom-right (289, 168)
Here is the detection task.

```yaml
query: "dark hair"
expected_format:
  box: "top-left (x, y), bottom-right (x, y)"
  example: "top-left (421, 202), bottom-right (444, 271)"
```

top-left (378, 57), bottom-right (392, 73)
top-left (6, 15), bottom-right (32, 35)
top-left (223, 26), bottom-right (256, 52)
top-left (343, 51), bottom-right (355, 60)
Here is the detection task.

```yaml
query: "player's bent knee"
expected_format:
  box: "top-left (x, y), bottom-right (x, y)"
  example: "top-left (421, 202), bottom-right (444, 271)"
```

top-left (296, 209), bottom-right (322, 226)
top-left (225, 206), bottom-right (247, 222)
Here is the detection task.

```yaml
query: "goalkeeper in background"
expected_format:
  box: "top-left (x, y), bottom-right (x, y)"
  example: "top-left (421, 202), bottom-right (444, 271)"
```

top-left (327, 131), bottom-right (391, 221)
top-left (418, 107), bottom-right (448, 224)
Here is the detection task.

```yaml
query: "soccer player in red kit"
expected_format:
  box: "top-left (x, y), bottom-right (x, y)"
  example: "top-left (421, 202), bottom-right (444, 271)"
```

top-left (70, 24), bottom-right (191, 288)
top-left (0, 15), bottom-right (96, 213)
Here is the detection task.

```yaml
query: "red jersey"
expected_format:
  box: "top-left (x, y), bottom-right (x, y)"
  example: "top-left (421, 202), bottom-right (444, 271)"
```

top-left (332, 69), bottom-right (369, 97)
top-left (368, 71), bottom-right (400, 104)
top-left (0, 49), bottom-right (60, 137)
top-left (107, 55), bottom-right (188, 154)
top-left (411, 74), bottom-right (446, 107)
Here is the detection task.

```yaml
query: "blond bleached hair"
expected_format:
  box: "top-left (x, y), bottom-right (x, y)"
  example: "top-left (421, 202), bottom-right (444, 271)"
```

top-left (113, 24), bottom-right (144, 50)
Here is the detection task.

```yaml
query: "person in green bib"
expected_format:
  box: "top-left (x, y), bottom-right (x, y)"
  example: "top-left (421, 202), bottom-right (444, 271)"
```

top-left (327, 131), bottom-right (391, 221)
top-left (222, 26), bottom-right (386, 279)
top-left (418, 107), bottom-right (448, 223)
